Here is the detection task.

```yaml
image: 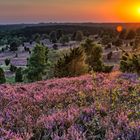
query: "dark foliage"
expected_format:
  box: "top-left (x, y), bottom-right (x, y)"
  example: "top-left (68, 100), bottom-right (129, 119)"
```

top-left (15, 67), bottom-right (23, 82)
top-left (5, 58), bottom-right (10, 66)
top-left (54, 47), bottom-right (88, 77)
top-left (0, 68), bottom-right (6, 84)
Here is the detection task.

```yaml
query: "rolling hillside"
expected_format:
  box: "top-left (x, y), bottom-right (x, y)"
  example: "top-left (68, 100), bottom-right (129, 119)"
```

top-left (0, 72), bottom-right (139, 139)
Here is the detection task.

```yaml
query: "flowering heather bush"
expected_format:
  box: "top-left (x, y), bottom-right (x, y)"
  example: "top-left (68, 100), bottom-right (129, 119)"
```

top-left (0, 72), bottom-right (139, 140)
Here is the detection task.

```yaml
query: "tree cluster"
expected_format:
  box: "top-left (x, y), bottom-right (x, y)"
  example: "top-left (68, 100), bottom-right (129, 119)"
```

top-left (120, 50), bottom-right (140, 74)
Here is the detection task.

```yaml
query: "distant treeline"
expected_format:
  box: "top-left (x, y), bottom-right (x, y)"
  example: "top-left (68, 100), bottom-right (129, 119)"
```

top-left (1, 23), bottom-right (140, 45)
top-left (19, 24), bottom-right (116, 38)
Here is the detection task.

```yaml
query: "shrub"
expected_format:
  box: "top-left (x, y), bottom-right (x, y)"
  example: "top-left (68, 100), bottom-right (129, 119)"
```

top-left (102, 65), bottom-right (114, 73)
top-left (56, 29), bottom-right (63, 40)
top-left (101, 35), bottom-right (112, 45)
top-left (60, 35), bottom-right (69, 45)
top-left (1, 48), bottom-right (5, 52)
top-left (113, 39), bottom-right (123, 47)
top-left (9, 42), bottom-right (18, 51)
top-left (33, 33), bottom-right (41, 43)
top-left (45, 46), bottom-right (49, 63)
top-left (15, 67), bottom-right (23, 82)
top-left (15, 53), bottom-right (18, 58)
top-left (52, 44), bottom-right (58, 50)
top-left (126, 30), bottom-right (136, 40)
top-left (75, 31), bottom-right (83, 41)
top-left (5, 58), bottom-right (10, 66)
top-left (10, 64), bottom-right (17, 72)
top-left (120, 51), bottom-right (140, 74)
top-left (49, 31), bottom-right (57, 43)
top-left (105, 43), bottom-right (112, 49)
top-left (107, 51), bottom-right (113, 60)
top-left (0, 67), bottom-right (6, 84)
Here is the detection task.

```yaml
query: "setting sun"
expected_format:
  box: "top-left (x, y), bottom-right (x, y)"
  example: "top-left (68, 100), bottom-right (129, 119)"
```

top-left (138, 7), bottom-right (140, 14)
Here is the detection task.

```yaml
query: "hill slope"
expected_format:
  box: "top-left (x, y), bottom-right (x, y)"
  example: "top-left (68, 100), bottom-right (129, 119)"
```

top-left (0, 72), bottom-right (140, 140)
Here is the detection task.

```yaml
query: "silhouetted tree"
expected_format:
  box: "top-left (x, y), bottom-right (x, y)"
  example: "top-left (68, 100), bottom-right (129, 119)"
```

top-left (33, 33), bottom-right (41, 43)
top-left (56, 29), bottom-right (63, 40)
top-left (9, 42), bottom-right (18, 51)
top-left (5, 58), bottom-right (10, 66)
top-left (49, 31), bottom-right (57, 43)
top-left (60, 35), bottom-right (69, 45)
top-left (126, 30), bottom-right (136, 40)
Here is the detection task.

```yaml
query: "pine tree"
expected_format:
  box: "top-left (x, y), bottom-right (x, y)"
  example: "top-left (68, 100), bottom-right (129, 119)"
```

top-left (82, 39), bottom-right (113, 73)
top-left (54, 47), bottom-right (88, 77)
top-left (49, 31), bottom-right (57, 43)
top-left (0, 68), bottom-right (6, 84)
top-left (120, 51), bottom-right (140, 74)
top-left (82, 39), bottom-right (104, 72)
top-left (26, 44), bottom-right (47, 82)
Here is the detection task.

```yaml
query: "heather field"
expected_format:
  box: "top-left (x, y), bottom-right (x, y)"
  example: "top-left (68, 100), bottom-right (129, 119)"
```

top-left (0, 72), bottom-right (139, 140)
top-left (1, 0), bottom-right (140, 140)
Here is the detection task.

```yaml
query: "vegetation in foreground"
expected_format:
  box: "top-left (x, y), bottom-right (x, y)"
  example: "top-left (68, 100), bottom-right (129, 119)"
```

top-left (0, 72), bottom-right (139, 140)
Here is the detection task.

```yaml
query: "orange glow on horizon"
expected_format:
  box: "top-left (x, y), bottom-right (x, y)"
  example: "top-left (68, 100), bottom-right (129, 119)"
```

top-left (1, 0), bottom-right (140, 23)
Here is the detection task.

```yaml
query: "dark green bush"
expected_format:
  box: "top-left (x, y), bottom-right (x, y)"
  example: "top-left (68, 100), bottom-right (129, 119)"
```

top-left (15, 67), bottom-right (23, 82)
top-left (9, 42), bottom-right (18, 51)
top-left (120, 51), bottom-right (140, 74)
top-left (103, 65), bottom-right (114, 73)
top-left (107, 51), bottom-right (113, 60)
top-left (0, 68), bottom-right (6, 84)
top-left (10, 65), bottom-right (17, 72)
top-left (5, 58), bottom-right (10, 66)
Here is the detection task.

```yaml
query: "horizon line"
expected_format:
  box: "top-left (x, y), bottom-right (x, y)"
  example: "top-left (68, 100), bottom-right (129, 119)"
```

top-left (1, 21), bottom-right (140, 26)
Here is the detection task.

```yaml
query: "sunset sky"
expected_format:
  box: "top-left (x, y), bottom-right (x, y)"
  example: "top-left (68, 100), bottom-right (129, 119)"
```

top-left (1, 0), bottom-right (140, 24)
